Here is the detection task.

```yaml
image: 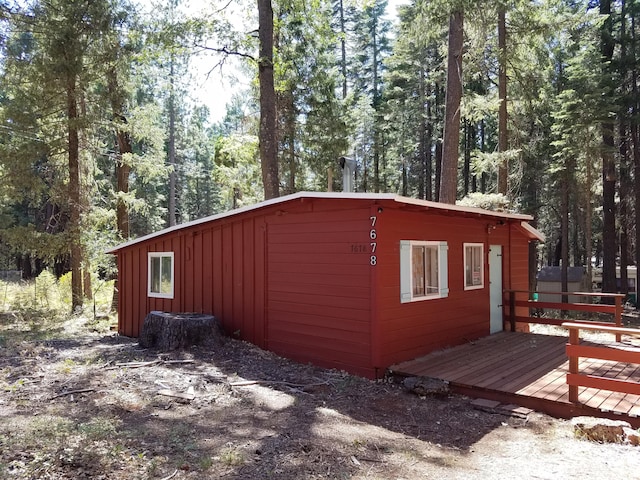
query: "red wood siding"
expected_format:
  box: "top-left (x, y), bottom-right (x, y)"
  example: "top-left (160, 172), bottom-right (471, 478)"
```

top-left (373, 208), bottom-right (523, 370)
top-left (114, 194), bottom-right (535, 380)
top-left (117, 215), bottom-right (266, 346)
top-left (266, 202), bottom-right (374, 377)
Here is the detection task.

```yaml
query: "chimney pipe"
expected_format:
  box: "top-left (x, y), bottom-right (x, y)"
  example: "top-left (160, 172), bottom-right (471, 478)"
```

top-left (338, 156), bottom-right (356, 193)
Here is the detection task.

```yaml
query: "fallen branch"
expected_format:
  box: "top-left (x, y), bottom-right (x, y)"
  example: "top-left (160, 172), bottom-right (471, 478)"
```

top-left (229, 380), bottom-right (329, 389)
top-left (108, 360), bottom-right (161, 369)
top-left (106, 359), bottom-right (195, 370)
top-left (161, 359), bottom-right (195, 365)
top-left (359, 457), bottom-right (385, 463)
top-left (50, 388), bottom-right (95, 400)
top-left (159, 469), bottom-right (178, 480)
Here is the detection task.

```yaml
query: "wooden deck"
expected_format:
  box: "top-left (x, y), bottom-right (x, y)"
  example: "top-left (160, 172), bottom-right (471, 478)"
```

top-left (389, 331), bottom-right (640, 427)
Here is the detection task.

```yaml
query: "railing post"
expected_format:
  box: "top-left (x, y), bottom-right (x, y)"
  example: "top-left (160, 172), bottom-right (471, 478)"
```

top-left (615, 296), bottom-right (622, 342)
top-left (509, 291), bottom-right (516, 332)
top-left (568, 327), bottom-right (579, 403)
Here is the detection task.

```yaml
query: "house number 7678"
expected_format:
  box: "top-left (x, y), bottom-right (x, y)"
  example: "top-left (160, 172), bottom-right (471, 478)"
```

top-left (369, 216), bottom-right (377, 266)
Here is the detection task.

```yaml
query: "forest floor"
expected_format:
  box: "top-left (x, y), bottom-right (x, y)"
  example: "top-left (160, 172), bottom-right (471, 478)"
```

top-left (1, 311), bottom-right (639, 480)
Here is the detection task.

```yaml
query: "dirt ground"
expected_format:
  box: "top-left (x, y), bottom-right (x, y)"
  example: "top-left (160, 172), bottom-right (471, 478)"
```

top-left (1, 314), bottom-right (638, 479)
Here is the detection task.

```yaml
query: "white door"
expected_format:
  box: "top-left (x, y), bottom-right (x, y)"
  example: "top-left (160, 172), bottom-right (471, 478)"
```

top-left (489, 245), bottom-right (503, 334)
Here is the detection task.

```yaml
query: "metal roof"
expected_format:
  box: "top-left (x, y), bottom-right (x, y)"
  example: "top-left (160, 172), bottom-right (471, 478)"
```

top-left (107, 191), bottom-right (543, 253)
top-left (536, 266), bottom-right (586, 283)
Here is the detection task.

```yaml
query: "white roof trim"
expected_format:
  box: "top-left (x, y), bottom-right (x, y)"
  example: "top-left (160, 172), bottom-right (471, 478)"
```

top-left (107, 191), bottom-right (536, 253)
top-left (519, 221), bottom-right (545, 242)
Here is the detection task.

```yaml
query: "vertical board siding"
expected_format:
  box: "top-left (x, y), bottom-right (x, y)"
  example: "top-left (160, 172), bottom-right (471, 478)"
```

top-left (117, 214), bottom-right (267, 347)
top-left (212, 228), bottom-right (223, 326)
top-left (193, 231), bottom-right (203, 312)
top-left (221, 224), bottom-right (234, 334)
top-left (242, 219), bottom-right (254, 342)
top-left (266, 204), bottom-right (373, 376)
top-left (202, 229), bottom-right (214, 314)
top-left (232, 222), bottom-right (244, 337)
top-left (254, 217), bottom-right (266, 347)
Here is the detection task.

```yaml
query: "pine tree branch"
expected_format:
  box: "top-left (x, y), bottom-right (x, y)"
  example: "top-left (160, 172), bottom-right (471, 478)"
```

top-left (192, 43), bottom-right (256, 62)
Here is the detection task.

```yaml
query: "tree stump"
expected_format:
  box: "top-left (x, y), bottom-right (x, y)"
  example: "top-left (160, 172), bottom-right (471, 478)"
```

top-left (139, 311), bottom-right (225, 351)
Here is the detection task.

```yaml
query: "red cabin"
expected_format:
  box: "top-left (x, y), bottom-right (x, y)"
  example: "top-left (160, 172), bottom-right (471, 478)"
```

top-left (108, 192), bottom-right (543, 378)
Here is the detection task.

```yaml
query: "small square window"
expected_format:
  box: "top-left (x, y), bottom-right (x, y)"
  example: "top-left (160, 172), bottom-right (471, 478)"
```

top-left (148, 252), bottom-right (174, 298)
top-left (400, 240), bottom-right (448, 302)
top-left (464, 243), bottom-right (484, 290)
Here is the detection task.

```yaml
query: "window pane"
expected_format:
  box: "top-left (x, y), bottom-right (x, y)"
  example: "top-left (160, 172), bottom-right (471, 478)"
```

top-left (412, 246), bottom-right (425, 296)
top-left (412, 245), bottom-right (439, 297)
top-left (161, 256), bottom-right (172, 294)
top-left (425, 246), bottom-right (438, 293)
top-left (465, 245), bottom-right (482, 287)
top-left (150, 257), bottom-right (161, 293)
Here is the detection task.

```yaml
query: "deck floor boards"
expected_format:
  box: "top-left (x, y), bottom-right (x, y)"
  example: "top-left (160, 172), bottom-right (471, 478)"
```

top-left (389, 331), bottom-right (640, 423)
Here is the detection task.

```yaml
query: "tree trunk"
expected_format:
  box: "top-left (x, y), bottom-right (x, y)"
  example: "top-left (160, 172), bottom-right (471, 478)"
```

top-left (439, 10), bottom-right (463, 204)
top-left (618, 2), bottom-right (629, 297)
top-left (417, 71), bottom-right (426, 199)
top-left (600, 0), bottom-right (617, 296)
top-left (480, 119), bottom-right (487, 193)
top-left (114, 133), bottom-right (131, 237)
top-left (258, 0), bottom-right (279, 200)
top-left (168, 59), bottom-right (178, 226)
top-left (108, 69), bottom-right (132, 313)
top-left (372, 15), bottom-right (380, 193)
top-left (497, 5), bottom-right (508, 194)
top-left (287, 93), bottom-right (296, 194)
top-left (619, 121), bottom-right (630, 295)
top-left (632, 13), bottom-right (640, 309)
top-left (435, 141), bottom-right (442, 202)
top-left (339, 0), bottom-right (347, 100)
top-left (561, 168), bottom-right (569, 311)
top-left (463, 120), bottom-right (472, 196)
top-left (67, 77), bottom-right (83, 312)
top-left (425, 99), bottom-right (433, 200)
top-left (401, 157), bottom-right (408, 196)
top-left (78, 88), bottom-right (92, 301)
top-left (83, 257), bottom-right (92, 300)
top-left (585, 149), bottom-right (593, 295)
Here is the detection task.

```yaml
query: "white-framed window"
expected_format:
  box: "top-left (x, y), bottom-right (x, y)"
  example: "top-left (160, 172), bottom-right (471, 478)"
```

top-left (400, 240), bottom-right (448, 303)
top-left (148, 252), bottom-right (174, 299)
top-left (464, 243), bottom-right (484, 290)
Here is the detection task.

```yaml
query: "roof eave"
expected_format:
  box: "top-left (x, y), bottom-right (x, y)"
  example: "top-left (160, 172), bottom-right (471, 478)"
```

top-left (106, 192), bottom-right (539, 253)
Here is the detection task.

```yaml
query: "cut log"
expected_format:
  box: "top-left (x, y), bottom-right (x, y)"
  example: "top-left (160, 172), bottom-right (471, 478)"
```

top-left (139, 311), bottom-right (225, 351)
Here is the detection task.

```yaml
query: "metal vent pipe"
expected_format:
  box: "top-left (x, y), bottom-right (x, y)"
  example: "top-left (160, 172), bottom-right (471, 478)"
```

top-left (338, 156), bottom-right (356, 193)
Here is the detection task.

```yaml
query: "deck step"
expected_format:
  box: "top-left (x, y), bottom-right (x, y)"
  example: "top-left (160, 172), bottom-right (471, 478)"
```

top-left (471, 398), bottom-right (533, 418)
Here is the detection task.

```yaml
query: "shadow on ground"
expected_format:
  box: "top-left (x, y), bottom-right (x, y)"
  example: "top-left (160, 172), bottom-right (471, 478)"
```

top-left (1, 331), bottom-right (521, 479)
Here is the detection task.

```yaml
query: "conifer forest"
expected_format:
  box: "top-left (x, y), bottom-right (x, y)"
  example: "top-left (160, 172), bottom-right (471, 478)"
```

top-left (0, 0), bottom-right (639, 308)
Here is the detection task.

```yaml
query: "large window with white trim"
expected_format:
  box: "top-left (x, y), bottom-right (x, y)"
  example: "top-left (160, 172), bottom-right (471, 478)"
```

top-left (400, 241), bottom-right (448, 303)
top-left (148, 252), bottom-right (174, 299)
top-left (464, 243), bottom-right (484, 290)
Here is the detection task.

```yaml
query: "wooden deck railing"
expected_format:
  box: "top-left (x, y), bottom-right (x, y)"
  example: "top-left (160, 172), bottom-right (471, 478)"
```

top-left (562, 322), bottom-right (640, 403)
top-left (505, 290), bottom-right (625, 341)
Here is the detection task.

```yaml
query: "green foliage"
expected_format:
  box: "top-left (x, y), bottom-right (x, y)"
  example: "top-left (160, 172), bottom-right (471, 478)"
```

top-left (458, 192), bottom-right (512, 212)
top-left (0, 0), bottom-right (637, 292)
top-left (213, 134), bottom-right (262, 209)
